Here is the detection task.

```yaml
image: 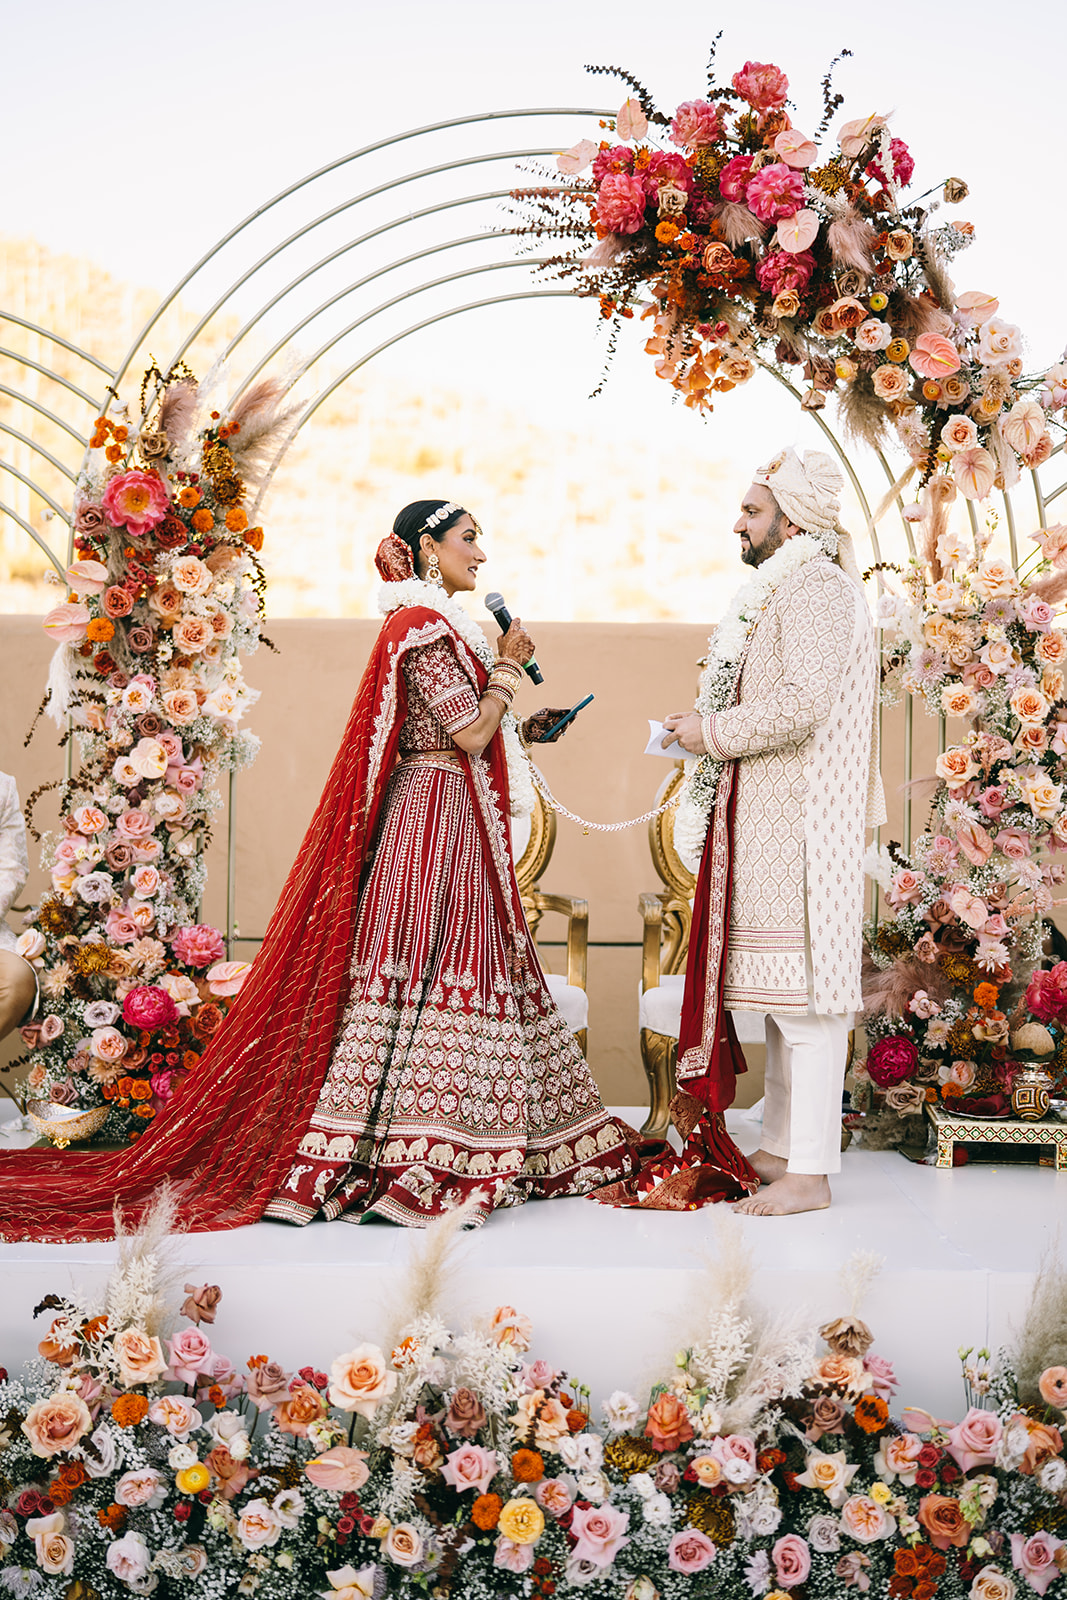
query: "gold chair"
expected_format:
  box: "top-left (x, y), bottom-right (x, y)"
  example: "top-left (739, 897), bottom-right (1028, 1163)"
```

top-left (513, 789), bottom-right (589, 1055)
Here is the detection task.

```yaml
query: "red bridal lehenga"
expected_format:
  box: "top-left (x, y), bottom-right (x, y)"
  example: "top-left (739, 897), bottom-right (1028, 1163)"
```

top-left (0, 588), bottom-right (635, 1240)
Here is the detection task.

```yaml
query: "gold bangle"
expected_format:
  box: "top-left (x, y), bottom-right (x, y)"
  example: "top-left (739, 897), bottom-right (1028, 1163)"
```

top-left (491, 659), bottom-right (523, 681)
top-left (483, 687), bottom-right (513, 711)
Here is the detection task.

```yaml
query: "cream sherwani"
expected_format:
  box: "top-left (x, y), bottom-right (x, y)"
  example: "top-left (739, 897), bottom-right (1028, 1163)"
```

top-left (0, 774), bottom-right (28, 955)
top-left (702, 557), bottom-right (879, 1018)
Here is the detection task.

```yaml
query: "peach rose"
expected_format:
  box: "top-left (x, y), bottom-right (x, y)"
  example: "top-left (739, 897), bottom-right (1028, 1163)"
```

top-left (917, 1492), bottom-right (969, 1549)
top-left (1011, 686), bottom-right (1051, 725)
top-left (171, 556), bottom-right (214, 595)
top-left (941, 415), bottom-right (979, 453)
top-left (162, 689), bottom-right (200, 726)
top-left (236, 1498), bottom-right (281, 1550)
top-left (512, 1390), bottom-right (571, 1451)
top-left (872, 364), bottom-right (910, 401)
top-left (385, 1522), bottom-right (426, 1566)
top-left (975, 558), bottom-right (1018, 599)
top-left (22, 1392), bottom-right (92, 1457)
top-left (1015, 1415), bottom-right (1064, 1475)
top-left (490, 1306), bottom-right (533, 1351)
top-left (30, 1515), bottom-right (74, 1577)
top-left (90, 1026), bottom-right (128, 1062)
top-left (971, 1565), bottom-right (1018, 1600)
top-left (874, 1431), bottom-right (923, 1484)
top-left (210, 609), bottom-right (233, 638)
top-left (1041, 669), bottom-right (1064, 703)
top-left (936, 747), bottom-right (977, 788)
top-left (840, 1493), bottom-right (896, 1543)
top-left (1018, 725), bottom-right (1049, 755)
top-left (114, 1328), bottom-right (167, 1388)
top-left (942, 685), bottom-right (979, 719)
top-left (1020, 772), bottom-right (1063, 820)
top-left (148, 583), bottom-right (183, 624)
top-left (796, 1448), bottom-right (858, 1506)
top-left (173, 615), bottom-right (213, 653)
top-left (328, 1344), bottom-right (397, 1417)
top-left (1038, 631), bottom-right (1067, 666)
top-left (275, 1384), bottom-right (329, 1436)
top-left (814, 1353), bottom-right (867, 1394)
top-left (980, 638), bottom-right (1017, 675)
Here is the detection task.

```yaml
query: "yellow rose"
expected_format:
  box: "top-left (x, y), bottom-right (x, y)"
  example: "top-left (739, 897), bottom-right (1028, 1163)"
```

top-left (497, 1497), bottom-right (546, 1546)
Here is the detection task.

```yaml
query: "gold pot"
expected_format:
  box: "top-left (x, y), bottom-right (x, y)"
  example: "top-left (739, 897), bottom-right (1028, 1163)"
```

top-left (1011, 1067), bottom-right (1053, 1123)
top-left (26, 1099), bottom-right (110, 1148)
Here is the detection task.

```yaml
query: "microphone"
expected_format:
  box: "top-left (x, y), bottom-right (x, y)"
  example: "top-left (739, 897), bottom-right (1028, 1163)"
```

top-left (484, 592), bottom-right (544, 685)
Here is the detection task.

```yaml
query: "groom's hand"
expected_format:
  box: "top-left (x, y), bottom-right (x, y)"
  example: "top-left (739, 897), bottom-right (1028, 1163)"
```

top-left (662, 712), bottom-right (706, 755)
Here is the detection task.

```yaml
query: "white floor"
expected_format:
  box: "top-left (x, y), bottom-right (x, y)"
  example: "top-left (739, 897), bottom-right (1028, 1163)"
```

top-left (2, 1106), bottom-right (1064, 1421)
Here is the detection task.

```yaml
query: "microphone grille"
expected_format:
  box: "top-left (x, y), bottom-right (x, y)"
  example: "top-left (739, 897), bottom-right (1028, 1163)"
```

top-left (483, 592), bottom-right (505, 613)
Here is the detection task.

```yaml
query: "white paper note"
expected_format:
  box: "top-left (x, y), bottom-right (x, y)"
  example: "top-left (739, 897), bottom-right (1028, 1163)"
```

top-left (645, 719), bottom-right (688, 759)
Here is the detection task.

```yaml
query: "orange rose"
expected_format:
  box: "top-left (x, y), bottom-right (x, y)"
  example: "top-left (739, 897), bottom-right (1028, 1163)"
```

top-left (38, 1318), bottom-right (79, 1367)
top-left (113, 1328), bottom-right (166, 1385)
top-left (917, 1493), bottom-right (969, 1549)
top-left (245, 526), bottom-right (264, 552)
top-left (275, 1384), bottom-right (328, 1436)
top-left (172, 615), bottom-right (213, 653)
top-left (645, 1392), bottom-right (695, 1452)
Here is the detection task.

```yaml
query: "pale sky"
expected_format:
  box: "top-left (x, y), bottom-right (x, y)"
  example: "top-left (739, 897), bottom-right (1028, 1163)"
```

top-left (3, 0), bottom-right (1066, 593)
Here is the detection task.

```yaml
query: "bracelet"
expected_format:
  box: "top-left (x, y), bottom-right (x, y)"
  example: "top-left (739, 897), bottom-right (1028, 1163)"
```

top-left (491, 659), bottom-right (523, 683)
top-left (483, 687), bottom-right (514, 712)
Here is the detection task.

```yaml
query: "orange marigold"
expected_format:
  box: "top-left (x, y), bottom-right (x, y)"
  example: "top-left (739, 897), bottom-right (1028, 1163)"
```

top-left (973, 983), bottom-right (999, 1010)
top-left (112, 1392), bottom-right (150, 1427)
top-left (190, 508), bottom-right (214, 533)
top-left (655, 221), bottom-right (680, 244)
top-left (85, 617), bottom-right (115, 643)
top-left (854, 1394), bottom-right (889, 1433)
top-left (245, 526), bottom-right (264, 552)
top-left (225, 506), bottom-right (248, 532)
top-left (511, 1448), bottom-right (544, 1483)
top-left (472, 1493), bottom-right (502, 1530)
top-left (179, 486), bottom-right (201, 508)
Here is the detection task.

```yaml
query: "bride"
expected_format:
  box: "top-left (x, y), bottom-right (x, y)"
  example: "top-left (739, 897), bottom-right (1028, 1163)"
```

top-left (0, 500), bottom-right (634, 1238)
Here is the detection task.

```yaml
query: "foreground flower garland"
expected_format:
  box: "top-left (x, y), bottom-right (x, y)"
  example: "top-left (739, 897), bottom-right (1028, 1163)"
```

top-left (11, 372), bottom-right (292, 1138)
top-left (1, 1241), bottom-right (1065, 1598)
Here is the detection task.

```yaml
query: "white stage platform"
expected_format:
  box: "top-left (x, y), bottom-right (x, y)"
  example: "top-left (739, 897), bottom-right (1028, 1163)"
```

top-left (1, 1106), bottom-right (1064, 1422)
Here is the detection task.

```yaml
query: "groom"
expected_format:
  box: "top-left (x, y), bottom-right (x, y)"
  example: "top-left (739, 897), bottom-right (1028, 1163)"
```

top-left (663, 446), bottom-right (884, 1215)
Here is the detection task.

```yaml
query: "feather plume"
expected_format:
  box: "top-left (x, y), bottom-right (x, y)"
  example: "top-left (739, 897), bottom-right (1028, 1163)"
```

top-left (225, 378), bottom-right (303, 490)
top-left (871, 464), bottom-right (918, 528)
top-left (887, 292), bottom-right (954, 343)
top-left (900, 773), bottom-right (943, 805)
top-left (1023, 568), bottom-right (1067, 605)
top-left (827, 210), bottom-right (877, 276)
top-left (837, 370), bottom-right (890, 449)
top-left (719, 1307), bottom-right (816, 1434)
top-left (157, 379), bottom-right (198, 453)
top-left (712, 201), bottom-right (767, 250)
top-left (108, 1182), bottom-right (185, 1339)
top-left (44, 642), bottom-right (78, 726)
top-left (862, 951), bottom-right (951, 1018)
top-left (918, 240), bottom-right (956, 314)
top-left (840, 1250), bottom-right (883, 1316)
top-left (383, 1191), bottom-right (485, 1348)
top-left (1012, 1235), bottom-right (1067, 1405)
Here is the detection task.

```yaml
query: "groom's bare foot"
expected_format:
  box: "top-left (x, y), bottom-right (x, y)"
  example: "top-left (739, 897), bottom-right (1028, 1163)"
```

top-left (733, 1173), bottom-right (831, 1216)
top-left (747, 1148), bottom-right (788, 1185)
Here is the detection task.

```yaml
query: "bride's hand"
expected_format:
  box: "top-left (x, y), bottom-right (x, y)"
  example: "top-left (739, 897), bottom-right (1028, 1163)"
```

top-left (522, 708), bottom-right (571, 744)
top-left (498, 618), bottom-right (535, 668)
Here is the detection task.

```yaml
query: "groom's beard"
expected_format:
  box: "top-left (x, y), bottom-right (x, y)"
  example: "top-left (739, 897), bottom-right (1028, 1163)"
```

top-left (740, 512), bottom-right (786, 568)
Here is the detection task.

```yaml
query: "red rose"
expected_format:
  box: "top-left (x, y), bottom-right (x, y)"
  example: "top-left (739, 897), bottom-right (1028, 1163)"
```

top-left (1025, 963), bottom-right (1067, 1023)
top-left (867, 1034), bottom-right (919, 1088)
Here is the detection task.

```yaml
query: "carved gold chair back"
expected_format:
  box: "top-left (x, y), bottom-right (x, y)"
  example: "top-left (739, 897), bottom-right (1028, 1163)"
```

top-left (512, 787), bottom-right (589, 1054)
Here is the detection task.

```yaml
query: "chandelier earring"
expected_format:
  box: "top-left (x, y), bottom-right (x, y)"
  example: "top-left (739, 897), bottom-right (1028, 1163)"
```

top-left (426, 549), bottom-right (443, 587)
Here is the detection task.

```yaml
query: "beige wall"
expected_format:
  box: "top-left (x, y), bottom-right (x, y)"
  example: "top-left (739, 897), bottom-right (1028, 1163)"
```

top-left (0, 612), bottom-right (944, 1107)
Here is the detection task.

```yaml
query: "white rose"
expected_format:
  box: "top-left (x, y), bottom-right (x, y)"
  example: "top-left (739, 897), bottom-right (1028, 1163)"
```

top-left (643, 1491), bottom-right (673, 1527)
top-left (575, 1470), bottom-right (610, 1504)
top-left (168, 1443), bottom-right (198, 1470)
top-left (723, 1456), bottom-right (757, 1485)
top-left (236, 1498), bottom-right (282, 1551)
top-left (627, 1473), bottom-right (655, 1500)
top-left (602, 1391), bottom-right (640, 1433)
top-left (83, 1424), bottom-right (123, 1478)
top-left (747, 1499), bottom-right (783, 1535)
top-left (107, 1531), bottom-right (152, 1583)
top-left (15, 929), bottom-right (46, 963)
top-left (1037, 1457), bottom-right (1067, 1493)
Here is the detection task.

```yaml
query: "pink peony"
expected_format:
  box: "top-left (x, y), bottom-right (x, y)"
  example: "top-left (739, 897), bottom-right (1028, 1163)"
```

top-left (946, 1407), bottom-right (1002, 1473)
top-left (591, 145), bottom-right (634, 184)
top-left (745, 163), bottom-right (805, 222)
top-left (123, 985), bottom-right (180, 1031)
top-left (756, 248), bottom-right (816, 295)
top-left (596, 172), bottom-right (648, 234)
top-left (668, 1528), bottom-right (717, 1574)
top-left (643, 150), bottom-right (694, 197)
top-left (1026, 962), bottom-right (1067, 1022)
top-left (717, 153), bottom-right (758, 203)
top-left (569, 1503), bottom-right (630, 1568)
top-left (171, 922), bottom-right (226, 968)
top-left (669, 99), bottom-right (722, 149)
top-left (102, 470), bottom-right (170, 538)
top-left (441, 1443), bottom-right (498, 1495)
top-left (867, 1035), bottom-right (919, 1088)
top-left (866, 138), bottom-right (915, 188)
top-left (731, 59), bottom-right (789, 112)
top-left (494, 1539), bottom-right (535, 1574)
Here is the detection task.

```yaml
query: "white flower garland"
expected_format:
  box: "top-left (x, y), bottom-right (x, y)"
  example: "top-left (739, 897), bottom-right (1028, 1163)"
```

top-left (378, 578), bottom-right (535, 817)
top-left (674, 535), bottom-right (832, 870)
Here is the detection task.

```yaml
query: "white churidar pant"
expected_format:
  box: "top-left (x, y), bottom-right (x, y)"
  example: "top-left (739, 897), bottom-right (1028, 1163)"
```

top-left (760, 1011), bottom-right (850, 1175)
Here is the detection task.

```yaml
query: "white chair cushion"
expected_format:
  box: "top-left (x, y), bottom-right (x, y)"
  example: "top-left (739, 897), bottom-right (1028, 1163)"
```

top-left (638, 975), bottom-right (766, 1044)
top-left (511, 809), bottom-right (531, 862)
top-left (545, 972), bottom-right (588, 1033)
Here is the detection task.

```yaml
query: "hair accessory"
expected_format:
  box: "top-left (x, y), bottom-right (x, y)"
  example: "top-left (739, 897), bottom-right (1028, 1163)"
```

top-left (420, 501), bottom-right (462, 532)
top-left (375, 535), bottom-right (415, 583)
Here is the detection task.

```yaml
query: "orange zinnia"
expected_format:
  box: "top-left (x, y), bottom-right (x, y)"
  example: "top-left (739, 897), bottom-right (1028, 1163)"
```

top-left (472, 1493), bottom-right (502, 1530)
top-left (511, 1448), bottom-right (544, 1483)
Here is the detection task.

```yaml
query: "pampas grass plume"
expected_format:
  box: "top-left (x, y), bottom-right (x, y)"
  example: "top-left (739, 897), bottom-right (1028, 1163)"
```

top-left (1013, 1235), bottom-right (1067, 1405)
top-left (383, 1190), bottom-right (486, 1348)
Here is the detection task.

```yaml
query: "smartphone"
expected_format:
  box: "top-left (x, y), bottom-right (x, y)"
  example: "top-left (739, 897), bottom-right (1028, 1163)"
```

top-left (538, 694), bottom-right (594, 742)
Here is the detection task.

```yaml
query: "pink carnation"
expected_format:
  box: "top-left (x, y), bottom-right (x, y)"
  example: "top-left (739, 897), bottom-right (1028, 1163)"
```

top-left (102, 470), bottom-right (170, 538)
top-left (731, 59), bottom-right (789, 112)
top-left (669, 99), bottom-right (722, 149)
top-left (122, 985), bottom-right (180, 1032)
top-left (171, 922), bottom-right (226, 968)
top-left (866, 138), bottom-right (915, 189)
top-left (596, 172), bottom-right (647, 234)
top-left (745, 163), bottom-right (805, 222)
top-left (717, 153), bottom-right (758, 203)
top-left (755, 248), bottom-right (816, 295)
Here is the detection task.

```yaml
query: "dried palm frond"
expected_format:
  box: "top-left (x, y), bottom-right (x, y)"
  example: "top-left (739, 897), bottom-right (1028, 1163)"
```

top-left (827, 210), bottom-right (877, 275)
top-left (862, 952), bottom-right (950, 1018)
top-left (919, 476), bottom-right (956, 580)
top-left (918, 239), bottom-right (957, 313)
top-left (719, 1307), bottom-right (816, 1433)
top-left (1013, 1236), bottom-right (1067, 1405)
top-left (157, 379), bottom-right (198, 453)
top-left (887, 291), bottom-right (953, 342)
top-left (840, 1250), bottom-right (884, 1317)
top-left (712, 201), bottom-right (767, 249)
top-left (225, 378), bottom-right (303, 489)
top-left (1023, 568), bottom-right (1067, 605)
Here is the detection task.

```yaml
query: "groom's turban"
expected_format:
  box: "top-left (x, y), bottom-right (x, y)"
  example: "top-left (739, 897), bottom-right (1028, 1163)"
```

top-left (754, 446), bottom-right (843, 533)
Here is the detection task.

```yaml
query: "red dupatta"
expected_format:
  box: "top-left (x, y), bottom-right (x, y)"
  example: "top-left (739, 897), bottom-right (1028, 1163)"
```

top-left (0, 605), bottom-right (514, 1242)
